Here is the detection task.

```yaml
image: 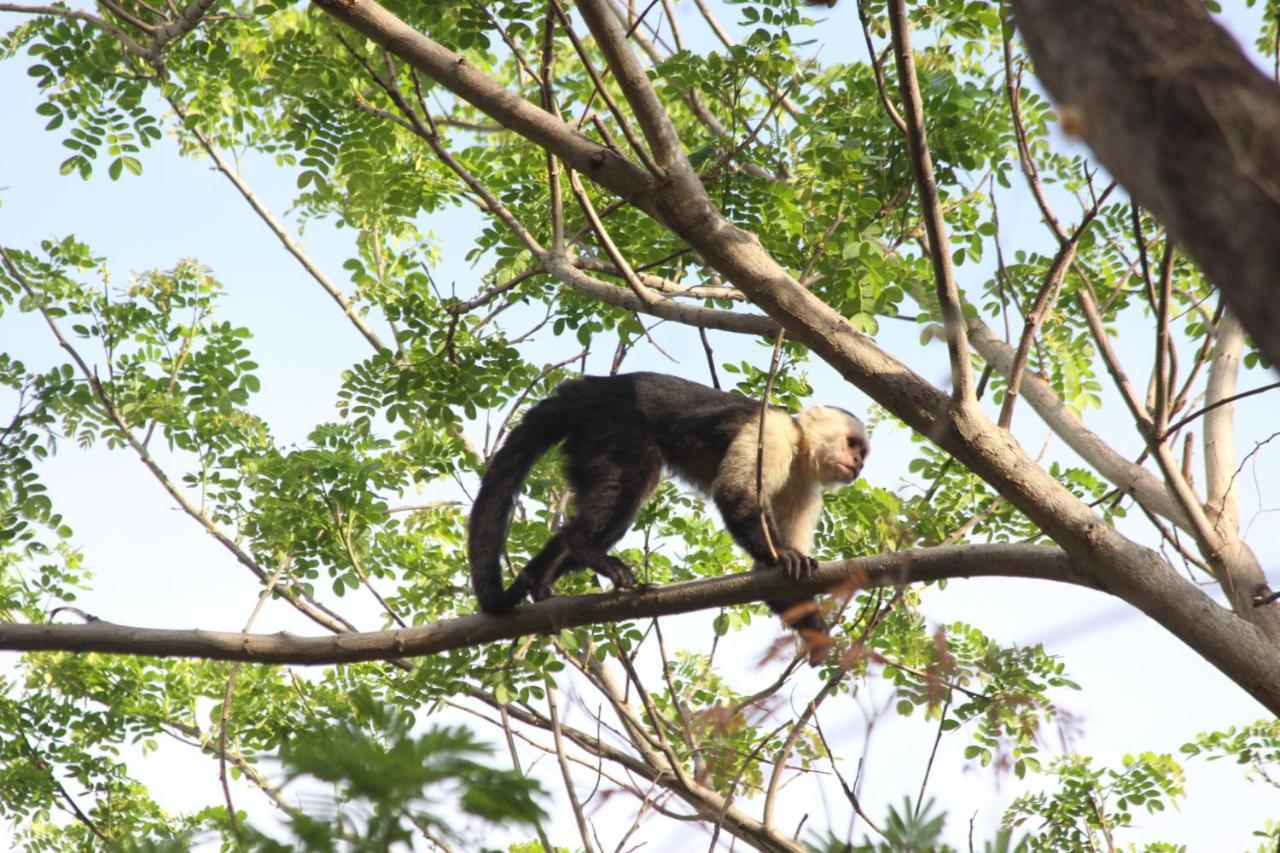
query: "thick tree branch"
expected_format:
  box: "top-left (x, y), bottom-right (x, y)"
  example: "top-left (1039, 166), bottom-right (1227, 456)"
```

top-left (312, 0), bottom-right (661, 216)
top-left (1012, 0), bottom-right (1280, 369)
top-left (1194, 311), bottom-right (1276, 621)
top-left (609, 0), bottom-right (781, 182)
top-left (574, 0), bottom-right (686, 175)
top-left (0, 546), bottom-right (1082, 663)
top-left (340, 42), bottom-right (770, 338)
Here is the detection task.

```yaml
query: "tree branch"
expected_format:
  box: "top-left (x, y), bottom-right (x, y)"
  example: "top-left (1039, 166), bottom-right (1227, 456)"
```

top-left (0, 546), bottom-right (1083, 663)
top-left (887, 0), bottom-right (975, 404)
top-left (998, 184), bottom-right (1112, 429)
top-left (146, 0), bottom-right (217, 59)
top-left (1205, 310), bottom-right (1245, 535)
top-left (574, 0), bottom-right (684, 173)
top-left (0, 2), bottom-right (149, 57)
top-left (571, 254), bottom-right (745, 300)
top-left (312, 0), bottom-right (661, 216)
top-left (1168, 378), bottom-right (1280, 438)
top-left (541, 253), bottom-right (777, 334)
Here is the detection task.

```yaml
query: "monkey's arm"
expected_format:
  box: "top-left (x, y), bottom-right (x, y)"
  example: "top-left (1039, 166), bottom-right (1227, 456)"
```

top-left (709, 409), bottom-right (817, 579)
top-left (712, 481), bottom-right (817, 579)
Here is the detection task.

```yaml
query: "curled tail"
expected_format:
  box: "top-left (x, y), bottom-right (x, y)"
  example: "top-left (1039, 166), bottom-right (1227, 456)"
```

top-left (469, 393), bottom-right (571, 613)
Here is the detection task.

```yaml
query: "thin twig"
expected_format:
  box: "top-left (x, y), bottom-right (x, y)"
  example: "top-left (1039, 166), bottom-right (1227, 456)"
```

top-left (1167, 382), bottom-right (1280, 437)
top-left (219, 556), bottom-right (291, 833)
top-left (755, 332), bottom-right (787, 563)
top-left (888, 0), bottom-right (973, 403)
top-left (913, 695), bottom-right (951, 818)
top-left (166, 95), bottom-right (387, 353)
top-left (498, 705), bottom-right (556, 851)
top-left (490, 349), bottom-right (589, 456)
top-left (547, 682), bottom-right (597, 853)
top-left (857, 0), bottom-right (907, 133)
top-left (999, 3), bottom-right (1065, 241)
top-left (566, 169), bottom-right (659, 306)
top-left (813, 715), bottom-right (885, 838)
top-left (542, 2), bottom-right (567, 251)
top-left (0, 2), bottom-right (149, 57)
top-left (699, 327), bottom-right (720, 389)
top-left (998, 183), bottom-right (1114, 429)
top-left (1153, 239), bottom-right (1176, 435)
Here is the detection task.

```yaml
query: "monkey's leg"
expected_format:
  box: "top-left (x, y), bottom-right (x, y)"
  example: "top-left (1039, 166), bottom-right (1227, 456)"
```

top-left (559, 428), bottom-right (663, 591)
top-left (766, 596), bottom-right (831, 666)
top-left (519, 532), bottom-right (576, 602)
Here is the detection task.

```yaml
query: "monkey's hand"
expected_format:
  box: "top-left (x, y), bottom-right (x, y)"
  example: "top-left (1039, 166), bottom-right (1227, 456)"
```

top-left (772, 548), bottom-right (818, 580)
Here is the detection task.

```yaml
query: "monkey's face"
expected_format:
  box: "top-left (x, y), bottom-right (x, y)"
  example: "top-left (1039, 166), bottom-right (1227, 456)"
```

top-left (799, 407), bottom-right (868, 487)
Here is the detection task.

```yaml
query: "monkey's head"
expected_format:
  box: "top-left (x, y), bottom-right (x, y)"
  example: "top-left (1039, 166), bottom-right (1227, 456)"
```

top-left (797, 406), bottom-right (868, 487)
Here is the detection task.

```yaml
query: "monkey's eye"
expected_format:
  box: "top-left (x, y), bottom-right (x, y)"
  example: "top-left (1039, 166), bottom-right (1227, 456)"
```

top-left (846, 436), bottom-right (863, 451)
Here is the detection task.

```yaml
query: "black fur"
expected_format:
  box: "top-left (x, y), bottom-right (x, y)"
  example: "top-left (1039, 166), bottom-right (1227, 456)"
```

top-left (468, 373), bottom-right (833, 645)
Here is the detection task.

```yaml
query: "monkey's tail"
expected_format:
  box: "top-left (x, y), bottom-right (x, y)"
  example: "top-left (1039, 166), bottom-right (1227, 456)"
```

top-left (468, 393), bottom-right (571, 613)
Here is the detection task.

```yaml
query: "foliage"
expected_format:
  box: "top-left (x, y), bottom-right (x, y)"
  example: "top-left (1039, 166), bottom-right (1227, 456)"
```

top-left (1181, 719), bottom-right (1280, 787)
top-left (233, 688), bottom-right (547, 851)
top-left (808, 796), bottom-right (1029, 853)
top-left (1003, 753), bottom-right (1186, 851)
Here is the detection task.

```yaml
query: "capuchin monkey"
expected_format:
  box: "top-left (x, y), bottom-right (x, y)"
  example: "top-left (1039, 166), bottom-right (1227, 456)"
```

top-left (468, 372), bottom-right (868, 663)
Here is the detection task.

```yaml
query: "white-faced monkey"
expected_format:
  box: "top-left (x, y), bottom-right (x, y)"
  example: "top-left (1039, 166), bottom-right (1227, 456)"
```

top-left (468, 372), bottom-right (868, 662)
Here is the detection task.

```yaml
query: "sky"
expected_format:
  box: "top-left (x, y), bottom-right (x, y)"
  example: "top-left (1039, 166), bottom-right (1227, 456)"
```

top-left (1, 2), bottom-right (1278, 850)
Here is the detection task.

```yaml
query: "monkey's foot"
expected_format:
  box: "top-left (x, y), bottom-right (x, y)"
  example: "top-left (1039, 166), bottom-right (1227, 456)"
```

top-left (587, 556), bottom-right (638, 590)
top-left (612, 581), bottom-right (652, 594)
top-left (529, 585), bottom-right (560, 602)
